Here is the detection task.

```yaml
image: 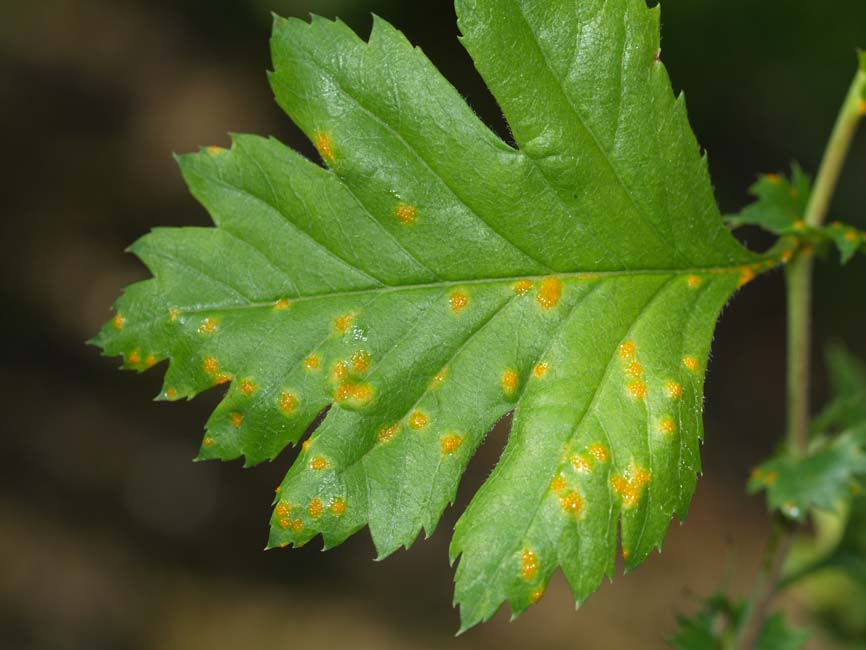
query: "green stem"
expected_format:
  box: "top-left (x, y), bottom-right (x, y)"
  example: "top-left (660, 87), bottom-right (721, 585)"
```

top-left (733, 60), bottom-right (865, 650)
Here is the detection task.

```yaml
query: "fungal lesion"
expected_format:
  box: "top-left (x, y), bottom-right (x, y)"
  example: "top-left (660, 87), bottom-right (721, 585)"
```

top-left (610, 463), bottom-right (652, 509)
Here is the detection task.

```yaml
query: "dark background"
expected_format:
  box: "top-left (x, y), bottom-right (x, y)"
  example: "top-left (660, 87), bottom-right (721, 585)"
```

top-left (2, 1), bottom-right (865, 648)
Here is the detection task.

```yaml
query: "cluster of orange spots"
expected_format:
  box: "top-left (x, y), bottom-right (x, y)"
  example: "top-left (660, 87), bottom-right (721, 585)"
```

top-left (203, 357), bottom-right (219, 374)
top-left (378, 424), bottom-right (398, 443)
top-left (202, 436), bottom-right (215, 448)
top-left (394, 202), bottom-right (417, 225)
top-left (449, 291), bottom-right (469, 314)
top-left (166, 388), bottom-right (178, 399)
top-left (589, 444), bottom-right (610, 463)
top-left (198, 318), bottom-right (218, 334)
top-left (240, 378), bottom-right (257, 395)
top-left (687, 275), bottom-right (702, 289)
top-left (611, 465), bottom-right (652, 509)
top-left (304, 354), bottom-right (320, 371)
top-left (275, 502), bottom-right (292, 519)
top-left (664, 380), bottom-right (683, 400)
top-left (549, 475), bottom-right (567, 492)
top-left (627, 380), bottom-right (647, 400)
top-left (230, 411), bottom-right (244, 428)
top-left (335, 381), bottom-right (373, 405)
top-left (766, 173), bottom-right (781, 184)
top-left (521, 549), bottom-right (539, 581)
top-left (301, 439), bottom-right (312, 452)
top-left (533, 361), bottom-right (549, 378)
top-left (859, 98), bottom-right (866, 116)
top-left (618, 341), bottom-right (636, 360)
top-left (781, 249), bottom-right (794, 263)
top-left (844, 230), bottom-right (860, 242)
top-left (278, 516), bottom-right (304, 532)
top-left (168, 308), bottom-right (180, 322)
top-left (440, 434), bottom-right (464, 455)
top-left (738, 266), bottom-right (756, 287)
top-left (215, 372), bottom-right (232, 385)
top-left (430, 368), bottom-right (447, 388)
top-left (333, 362), bottom-right (348, 380)
top-left (308, 498), bottom-right (324, 519)
top-left (513, 279), bottom-right (533, 296)
top-left (145, 355), bottom-right (157, 368)
top-left (274, 299), bottom-right (291, 310)
top-left (624, 361), bottom-right (643, 378)
top-left (207, 145), bottom-right (224, 155)
top-left (334, 314), bottom-right (354, 333)
top-left (278, 391), bottom-right (298, 414)
top-left (793, 219), bottom-right (807, 231)
top-left (409, 411), bottom-right (429, 430)
top-left (682, 356), bottom-right (699, 372)
top-left (112, 314), bottom-right (125, 330)
top-left (571, 454), bottom-right (591, 474)
top-left (559, 491), bottom-right (584, 515)
top-left (310, 456), bottom-right (328, 470)
top-left (501, 369), bottom-right (519, 396)
top-left (330, 497), bottom-right (347, 515)
top-left (530, 588), bottom-right (544, 604)
top-left (536, 277), bottom-right (562, 309)
top-left (351, 350), bottom-right (371, 374)
top-left (128, 350), bottom-right (141, 365)
top-left (750, 467), bottom-right (778, 486)
top-left (314, 131), bottom-right (335, 164)
top-left (657, 417), bottom-right (676, 435)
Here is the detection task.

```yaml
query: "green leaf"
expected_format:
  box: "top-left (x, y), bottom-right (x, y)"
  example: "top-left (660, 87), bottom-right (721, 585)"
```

top-left (670, 595), bottom-right (808, 650)
top-left (726, 165), bottom-right (811, 234)
top-left (812, 344), bottom-right (866, 434)
top-left (727, 167), bottom-right (866, 264)
top-left (93, 1), bottom-right (769, 629)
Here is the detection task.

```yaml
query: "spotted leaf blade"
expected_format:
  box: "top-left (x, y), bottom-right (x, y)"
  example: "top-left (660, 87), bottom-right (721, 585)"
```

top-left (93, 0), bottom-right (770, 631)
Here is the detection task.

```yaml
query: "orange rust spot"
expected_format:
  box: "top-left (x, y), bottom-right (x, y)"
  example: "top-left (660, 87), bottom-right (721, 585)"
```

top-left (658, 417), bottom-right (676, 435)
top-left (290, 519), bottom-right (304, 532)
top-left (409, 411), bottom-right (429, 430)
top-left (536, 277), bottom-right (562, 309)
top-left (198, 318), bottom-right (218, 334)
top-left (622, 549), bottom-right (631, 561)
top-left (611, 465), bottom-right (651, 509)
top-left (168, 308), bottom-right (180, 322)
top-left (207, 145), bottom-right (224, 155)
top-left (550, 475), bottom-right (567, 492)
top-left (335, 382), bottom-right (353, 403)
top-left (501, 369), bottom-right (519, 395)
top-left (215, 372), bottom-right (232, 385)
top-left (278, 391), bottom-right (298, 414)
top-left (128, 350), bottom-right (141, 365)
top-left (394, 202), bottom-right (416, 225)
top-left (112, 314), bottom-right (125, 330)
top-left (275, 485), bottom-right (281, 494)
top-left (687, 275), bottom-right (702, 289)
top-left (314, 131), bottom-right (335, 164)
top-left (627, 380), bottom-right (647, 400)
top-left (166, 388), bottom-right (178, 399)
top-left (351, 383), bottom-right (373, 405)
top-left (304, 354), bottom-right (320, 371)
top-left (533, 361), bottom-right (549, 378)
top-left (278, 517), bottom-right (290, 530)
top-left (351, 350), bottom-right (371, 374)
top-left (766, 173), bottom-right (781, 184)
top-left (738, 266), bottom-right (756, 287)
top-left (145, 355), bottom-right (157, 368)
top-left (619, 341), bottom-right (636, 360)
top-left (275, 299), bottom-right (291, 310)
top-left (203, 357), bottom-right (218, 374)
top-left (521, 549), bottom-right (539, 581)
top-left (431, 368), bottom-right (447, 388)
top-left (330, 498), bottom-right (346, 515)
top-left (682, 356), bottom-right (699, 372)
top-left (513, 279), bottom-right (534, 295)
top-left (764, 470), bottom-right (778, 486)
top-left (202, 436), bottom-right (215, 448)
top-left (333, 362), bottom-right (348, 380)
top-left (845, 230), bottom-right (859, 242)
top-left (378, 424), bottom-right (398, 443)
top-left (240, 378), bottom-right (257, 395)
top-left (230, 411), bottom-right (244, 428)
top-left (588, 444), bottom-right (609, 463)
top-left (301, 439), bottom-right (312, 452)
top-left (334, 314), bottom-right (354, 332)
top-left (449, 291), bottom-right (469, 314)
top-left (859, 99), bottom-right (866, 116)
top-left (571, 454), bottom-right (591, 474)
top-left (275, 502), bottom-right (291, 519)
top-left (530, 588), bottom-right (544, 603)
top-left (308, 497), bottom-right (323, 519)
top-left (793, 219), bottom-right (806, 231)
top-left (750, 467), bottom-right (764, 483)
top-left (624, 361), bottom-right (643, 378)
top-left (440, 434), bottom-right (464, 455)
top-left (310, 456), bottom-right (328, 471)
top-left (665, 380), bottom-right (683, 399)
top-left (559, 491), bottom-right (584, 515)
top-left (278, 542), bottom-right (288, 548)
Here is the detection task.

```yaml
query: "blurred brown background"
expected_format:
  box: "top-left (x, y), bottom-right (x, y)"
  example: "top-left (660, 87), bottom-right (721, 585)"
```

top-left (2, 1), bottom-right (865, 648)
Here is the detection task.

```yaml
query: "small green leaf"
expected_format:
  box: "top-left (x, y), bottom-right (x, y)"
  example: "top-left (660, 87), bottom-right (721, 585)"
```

top-left (670, 595), bottom-right (808, 650)
top-left (726, 165), bottom-right (811, 234)
top-left (812, 344), bottom-right (866, 435)
top-left (93, 0), bottom-right (774, 629)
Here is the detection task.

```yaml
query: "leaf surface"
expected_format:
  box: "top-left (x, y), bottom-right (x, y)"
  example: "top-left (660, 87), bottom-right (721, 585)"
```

top-left (93, 0), bottom-right (770, 628)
